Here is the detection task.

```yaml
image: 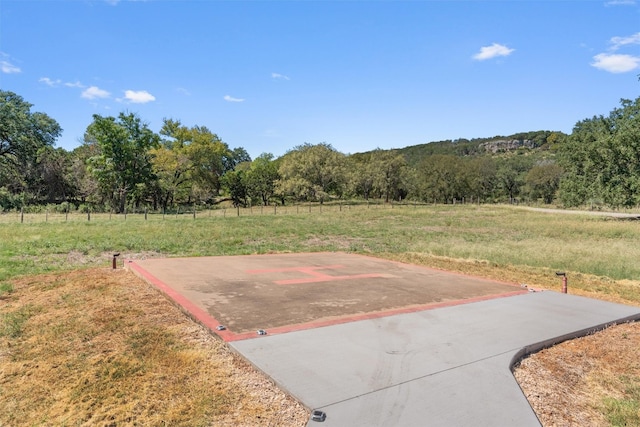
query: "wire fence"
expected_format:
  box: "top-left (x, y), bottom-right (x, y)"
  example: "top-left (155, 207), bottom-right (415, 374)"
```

top-left (0, 200), bottom-right (433, 224)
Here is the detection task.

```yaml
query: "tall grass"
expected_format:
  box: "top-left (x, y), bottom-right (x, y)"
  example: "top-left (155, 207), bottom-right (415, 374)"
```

top-left (1, 204), bottom-right (638, 283)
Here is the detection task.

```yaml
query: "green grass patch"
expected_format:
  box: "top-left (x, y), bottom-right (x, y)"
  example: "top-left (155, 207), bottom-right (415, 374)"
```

top-left (1, 305), bottom-right (34, 338)
top-left (0, 281), bottom-right (13, 297)
top-left (602, 376), bottom-right (640, 426)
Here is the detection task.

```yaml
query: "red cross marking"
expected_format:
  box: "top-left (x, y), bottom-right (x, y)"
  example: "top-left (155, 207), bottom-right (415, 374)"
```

top-left (246, 264), bottom-right (386, 285)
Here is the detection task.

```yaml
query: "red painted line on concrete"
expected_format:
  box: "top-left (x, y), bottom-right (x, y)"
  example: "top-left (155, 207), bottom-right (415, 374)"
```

top-left (246, 265), bottom-right (344, 274)
top-left (127, 260), bottom-right (235, 342)
top-left (129, 256), bottom-right (530, 344)
top-left (275, 273), bottom-right (387, 285)
top-left (248, 264), bottom-right (386, 285)
top-left (224, 289), bottom-right (530, 342)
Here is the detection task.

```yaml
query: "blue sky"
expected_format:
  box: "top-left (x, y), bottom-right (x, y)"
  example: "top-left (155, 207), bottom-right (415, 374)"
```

top-left (1, 0), bottom-right (639, 159)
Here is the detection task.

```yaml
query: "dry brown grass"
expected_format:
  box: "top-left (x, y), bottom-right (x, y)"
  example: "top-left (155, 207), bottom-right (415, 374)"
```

top-left (0, 268), bottom-right (307, 427)
top-left (514, 322), bottom-right (640, 427)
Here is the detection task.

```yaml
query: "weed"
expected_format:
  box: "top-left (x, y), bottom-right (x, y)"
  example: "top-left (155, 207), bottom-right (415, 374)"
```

top-left (602, 376), bottom-right (640, 426)
top-left (1, 305), bottom-right (33, 338)
top-left (0, 281), bottom-right (13, 297)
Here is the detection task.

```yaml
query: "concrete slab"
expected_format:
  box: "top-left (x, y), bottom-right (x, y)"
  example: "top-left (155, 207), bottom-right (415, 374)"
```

top-left (129, 253), bottom-right (640, 426)
top-left (231, 291), bottom-right (640, 426)
top-left (130, 253), bottom-right (524, 339)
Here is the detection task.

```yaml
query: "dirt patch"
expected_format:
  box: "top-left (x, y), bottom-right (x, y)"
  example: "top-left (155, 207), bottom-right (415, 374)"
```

top-left (11, 250), bottom-right (165, 270)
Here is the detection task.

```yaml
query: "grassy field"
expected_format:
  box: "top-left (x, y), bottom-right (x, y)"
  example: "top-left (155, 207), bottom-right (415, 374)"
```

top-left (2, 203), bottom-right (640, 292)
top-left (1, 203), bottom-right (640, 426)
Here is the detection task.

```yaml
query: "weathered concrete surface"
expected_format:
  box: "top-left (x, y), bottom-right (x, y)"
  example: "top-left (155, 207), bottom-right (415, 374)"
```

top-left (131, 253), bottom-right (523, 337)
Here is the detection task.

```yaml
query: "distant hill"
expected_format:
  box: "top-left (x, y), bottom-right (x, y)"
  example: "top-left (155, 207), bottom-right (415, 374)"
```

top-left (367, 130), bottom-right (565, 167)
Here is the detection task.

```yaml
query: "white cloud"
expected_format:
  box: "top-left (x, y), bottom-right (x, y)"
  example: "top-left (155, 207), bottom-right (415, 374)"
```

top-left (605, 0), bottom-right (636, 5)
top-left (123, 90), bottom-right (156, 103)
top-left (472, 43), bottom-right (515, 61)
top-left (224, 95), bottom-right (245, 102)
top-left (610, 32), bottom-right (640, 51)
top-left (176, 87), bottom-right (191, 96)
top-left (1, 60), bottom-right (21, 74)
top-left (272, 72), bottom-right (290, 80)
top-left (39, 77), bottom-right (62, 87)
top-left (591, 32), bottom-right (640, 73)
top-left (64, 81), bottom-right (85, 88)
top-left (81, 86), bottom-right (111, 100)
top-left (591, 53), bottom-right (640, 73)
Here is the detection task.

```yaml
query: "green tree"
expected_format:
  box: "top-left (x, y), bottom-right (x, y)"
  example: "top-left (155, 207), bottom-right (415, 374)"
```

top-left (246, 153), bottom-right (279, 206)
top-left (277, 143), bottom-right (346, 203)
top-left (221, 168), bottom-right (248, 207)
top-left (525, 162), bottom-right (563, 204)
top-left (85, 112), bottom-right (159, 212)
top-left (0, 91), bottom-right (62, 204)
top-left (465, 157), bottom-right (497, 202)
top-left (558, 98), bottom-right (640, 208)
top-left (0, 91), bottom-right (61, 166)
top-left (495, 156), bottom-right (533, 202)
top-left (416, 155), bottom-right (466, 203)
top-left (374, 150), bottom-right (409, 202)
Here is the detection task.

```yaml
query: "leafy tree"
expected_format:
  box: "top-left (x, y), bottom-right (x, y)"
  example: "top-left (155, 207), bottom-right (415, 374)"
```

top-left (416, 155), bottom-right (467, 203)
top-left (0, 91), bottom-right (62, 205)
top-left (347, 152), bottom-right (378, 200)
top-left (374, 150), bottom-right (409, 202)
top-left (0, 90), bottom-right (61, 166)
top-left (33, 146), bottom-right (73, 203)
top-left (85, 112), bottom-right (159, 212)
top-left (525, 162), bottom-right (563, 204)
top-left (183, 127), bottom-right (229, 202)
top-left (68, 143), bottom-right (101, 205)
top-left (245, 153), bottom-right (279, 206)
top-left (224, 147), bottom-right (251, 173)
top-left (221, 169), bottom-right (248, 207)
top-left (277, 143), bottom-right (346, 203)
top-left (465, 157), bottom-right (497, 202)
top-left (558, 98), bottom-right (640, 208)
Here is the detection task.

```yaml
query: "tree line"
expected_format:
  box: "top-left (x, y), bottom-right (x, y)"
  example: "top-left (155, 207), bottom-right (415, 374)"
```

top-left (1, 90), bottom-right (639, 212)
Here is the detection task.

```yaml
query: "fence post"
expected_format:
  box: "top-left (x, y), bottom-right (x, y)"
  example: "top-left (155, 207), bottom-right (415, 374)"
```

top-left (145, 207), bottom-right (148, 221)
top-left (87, 209), bottom-right (90, 222)
top-left (193, 204), bottom-right (196, 219)
top-left (237, 205), bottom-right (240, 217)
top-left (20, 207), bottom-right (24, 224)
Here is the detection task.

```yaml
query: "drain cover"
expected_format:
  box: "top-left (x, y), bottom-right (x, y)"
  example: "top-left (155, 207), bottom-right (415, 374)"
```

top-left (311, 410), bottom-right (326, 422)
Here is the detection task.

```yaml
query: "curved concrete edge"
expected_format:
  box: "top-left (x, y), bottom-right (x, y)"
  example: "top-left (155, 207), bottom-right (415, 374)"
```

top-left (510, 313), bottom-right (640, 370)
top-left (509, 314), bottom-right (640, 426)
